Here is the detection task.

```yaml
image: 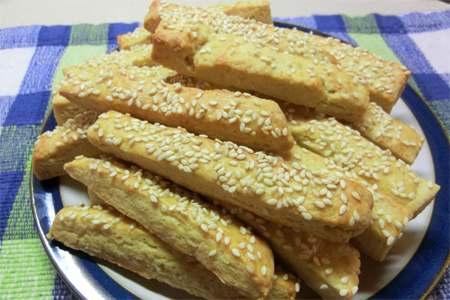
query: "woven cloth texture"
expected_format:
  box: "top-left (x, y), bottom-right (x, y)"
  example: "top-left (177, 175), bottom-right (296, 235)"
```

top-left (0, 10), bottom-right (449, 300)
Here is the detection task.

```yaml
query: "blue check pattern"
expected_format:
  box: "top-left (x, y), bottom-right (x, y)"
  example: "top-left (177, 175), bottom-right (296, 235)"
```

top-left (0, 10), bottom-right (449, 299)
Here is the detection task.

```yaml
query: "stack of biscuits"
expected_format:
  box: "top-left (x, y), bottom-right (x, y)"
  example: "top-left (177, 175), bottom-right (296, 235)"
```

top-left (34, 0), bottom-right (440, 299)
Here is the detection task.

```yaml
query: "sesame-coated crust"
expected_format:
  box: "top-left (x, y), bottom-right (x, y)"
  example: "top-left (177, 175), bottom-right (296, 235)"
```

top-left (145, 0), bottom-right (410, 113)
top-left (212, 0), bottom-right (273, 25)
top-left (57, 64), bottom-right (295, 153)
top-left (214, 199), bottom-right (361, 300)
top-left (32, 111), bottom-right (102, 180)
top-left (351, 102), bottom-right (424, 165)
top-left (118, 0), bottom-right (273, 50)
top-left (278, 145), bottom-right (413, 262)
top-left (87, 111), bottom-right (373, 243)
top-left (283, 106), bottom-right (440, 218)
top-left (50, 204), bottom-right (286, 299)
top-left (86, 190), bottom-right (301, 299)
top-left (151, 23), bottom-right (370, 123)
top-left (52, 94), bottom-right (88, 126)
top-left (117, 27), bottom-right (153, 50)
top-left (64, 155), bottom-right (274, 299)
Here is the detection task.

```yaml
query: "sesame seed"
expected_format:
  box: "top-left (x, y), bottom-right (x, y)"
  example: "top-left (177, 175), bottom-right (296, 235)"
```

top-left (232, 248), bottom-right (241, 257)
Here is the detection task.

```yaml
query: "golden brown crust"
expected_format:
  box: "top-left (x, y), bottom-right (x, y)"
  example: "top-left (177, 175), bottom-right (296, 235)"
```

top-left (144, 1), bottom-right (335, 64)
top-left (209, 0), bottom-right (273, 24)
top-left (32, 111), bottom-right (102, 180)
top-left (86, 111), bottom-right (373, 243)
top-left (57, 65), bottom-right (295, 153)
top-left (118, 0), bottom-right (272, 50)
top-left (277, 145), bottom-right (413, 262)
top-left (58, 45), bottom-right (162, 77)
top-left (145, 0), bottom-right (409, 112)
top-left (151, 23), bottom-right (369, 123)
top-left (50, 203), bottom-right (298, 300)
top-left (52, 94), bottom-right (88, 126)
top-left (64, 155), bottom-right (274, 299)
top-left (212, 199), bottom-right (361, 299)
top-left (117, 27), bottom-right (153, 50)
top-left (313, 38), bottom-right (410, 113)
top-left (282, 105), bottom-right (440, 218)
top-left (351, 102), bottom-right (424, 165)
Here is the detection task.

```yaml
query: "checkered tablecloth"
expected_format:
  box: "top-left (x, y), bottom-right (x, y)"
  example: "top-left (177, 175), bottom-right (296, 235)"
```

top-left (0, 10), bottom-right (449, 300)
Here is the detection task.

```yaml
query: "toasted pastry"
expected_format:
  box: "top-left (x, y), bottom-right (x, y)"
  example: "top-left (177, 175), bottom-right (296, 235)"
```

top-left (145, 0), bottom-right (409, 112)
top-left (89, 189), bottom-right (300, 299)
top-left (144, 1), bottom-right (334, 63)
top-left (86, 111), bottom-right (373, 243)
top-left (49, 204), bottom-right (297, 299)
top-left (32, 111), bottom-right (102, 180)
top-left (57, 64), bottom-right (295, 153)
top-left (150, 19), bottom-right (369, 123)
top-left (282, 105), bottom-right (440, 218)
top-left (210, 198), bottom-right (361, 299)
top-left (58, 44), bottom-right (166, 76)
top-left (351, 102), bottom-right (424, 165)
top-left (64, 155), bottom-right (275, 299)
top-left (117, 0), bottom-right (272, 50)
top-left (117, 27), bottom-right (153, 50)
top-left (52, 94), bottom-right (89, 126)
top-left (311, 36), bottom-right (410, 112)
top-left (276, 145), bottom-right (412, 261)
top-left (207, 0), bottom-right (273, 24)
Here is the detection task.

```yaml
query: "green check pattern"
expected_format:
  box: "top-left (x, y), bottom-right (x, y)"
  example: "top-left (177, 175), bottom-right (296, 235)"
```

top-left (0, 10), bottom-right (449, 299)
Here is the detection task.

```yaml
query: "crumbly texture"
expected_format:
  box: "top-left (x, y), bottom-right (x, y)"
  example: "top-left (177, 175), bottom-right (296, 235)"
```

top-left (208, 0), bottom-right (273, 24)
top-left (32, 111), bottom-right (102, 180)
top-left (213, 198), bottom-right (361, 299)
top-left (49, 204), bottom-right (291, 299)
top-left (282, 105), bottom-right (440, 218)
top-left (117, 0), bottom-right (272, 50)
top-left (145, 0), bottom-right (409, 112)
top-left (151, 21), bottom-right (369, 123)
top-left (309, 36), bottom-right (410, 113)
top-left (57, 65), bottom-right (295, 153)
top-left (90, 189), bottom-right (301, 299)
top-left (117, 27), bottom-right (153, 50)
top-left (277, 145), bottom-right (413, 262)
top-left (86, 111), bottom-right (373, 243)
top-left (144, 1), bottom-right (335, 64)
top-left (52, 94), bottom-right (88, 125)
top-left (58, 44), bottom-right (163, 76)
top-left (351, 102), bottom-right (424, 165)
top-left (64, 155), bottom-right (274, 299)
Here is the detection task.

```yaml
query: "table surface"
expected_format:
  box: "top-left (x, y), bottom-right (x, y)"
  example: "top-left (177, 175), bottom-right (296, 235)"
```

top-left (1, 1), bottom-right (449, 300)
top-left (1, 0), bottom-right (449, 28)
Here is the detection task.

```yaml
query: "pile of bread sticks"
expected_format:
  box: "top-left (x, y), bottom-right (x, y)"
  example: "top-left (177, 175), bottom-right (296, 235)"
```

top-left (33, 0), bottom-right (441, 299)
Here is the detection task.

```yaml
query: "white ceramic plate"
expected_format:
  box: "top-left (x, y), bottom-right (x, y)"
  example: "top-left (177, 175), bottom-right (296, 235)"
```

top-left (31, 22), bottom-right (450, 300)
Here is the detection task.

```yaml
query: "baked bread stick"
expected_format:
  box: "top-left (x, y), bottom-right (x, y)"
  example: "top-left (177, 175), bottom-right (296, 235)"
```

top-left (282, 105), bottom-right (440, 218)
top-left (207, 0), bottom-right (273, 24)
top-left (32, 111), bottom-right (102, 180)
top-left (86, 111), bottom-right (373, 243)
top-left (211, 198), bottom-right (361, 299)
top-left (151, 21), bottom-right (369, 123)
top-left (117, 27), bottom-right (153, 50)
top-left (57, 65), bottom-right (295, 153)
top-left (64, 155), bottom-right (275, 299)
top-left (49, 204), bottom-right (297, 299)
top-left (52, 94), bottom-right (89, 126)
top-left (145, 0), bottom-right (409, 112)
top-left (117, 0), bottom-right (272, 50)
top-left (351, 102), bottom-right (424, 165)
top-left (275, 145), bottom-right (412, 262)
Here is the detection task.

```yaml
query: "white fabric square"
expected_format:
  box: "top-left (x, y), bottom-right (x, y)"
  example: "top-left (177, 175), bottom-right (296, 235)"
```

top-left (409, 28), bottom-right (450, 74)
top-left (0, 47), bottom-right (36, 96)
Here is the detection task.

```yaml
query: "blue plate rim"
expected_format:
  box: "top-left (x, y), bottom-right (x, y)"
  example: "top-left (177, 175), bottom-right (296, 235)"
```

top-left (30, 21), bottom-right (450, 300)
